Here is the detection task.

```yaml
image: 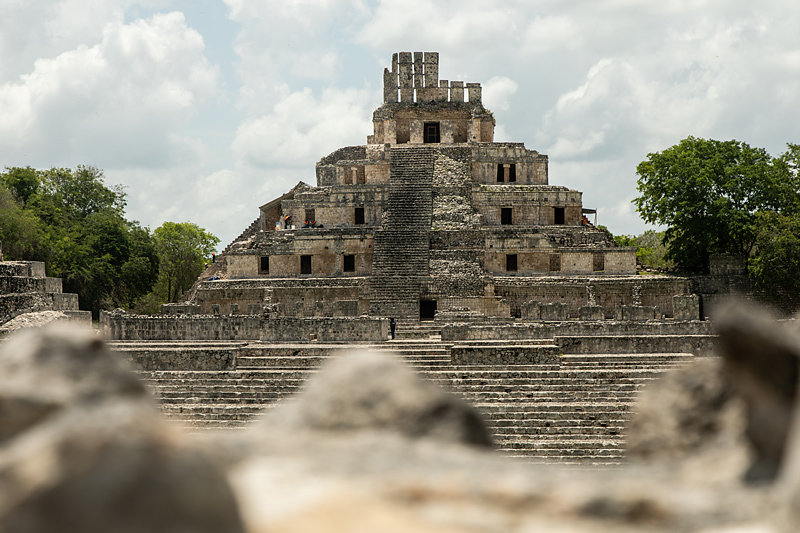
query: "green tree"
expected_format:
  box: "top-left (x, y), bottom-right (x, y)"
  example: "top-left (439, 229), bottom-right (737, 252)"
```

top-left (748, 212), bottom-right (800, 310)
top-left (614, 230), bottom-right (673, 270)
top-left (1, 166), bottom-right (40, 204)
top-left (0, 185), bottom-right (45, 259)
top-left (153, 222), bottom-right (219, 302)
top-left (0, 166), bottom-right (159, 317)
top-left (634, 137), bottom-right (799, 273)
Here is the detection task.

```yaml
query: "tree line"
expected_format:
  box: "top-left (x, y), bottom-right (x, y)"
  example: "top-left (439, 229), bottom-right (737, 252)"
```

top-left (628, 137), bottom-right (800, 310)
top-left (0, 166), bottom-right (219, 318)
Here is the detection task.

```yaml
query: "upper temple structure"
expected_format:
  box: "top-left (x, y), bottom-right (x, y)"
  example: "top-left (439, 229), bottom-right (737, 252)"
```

top-left (192, 52), bottom-right (690, 321)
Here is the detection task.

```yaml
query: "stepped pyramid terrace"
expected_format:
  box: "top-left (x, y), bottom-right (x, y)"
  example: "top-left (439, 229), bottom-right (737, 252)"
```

top-left (187, 51), bottom-right (690, 322)
top-left (90, 52), bottom-right (715, 464)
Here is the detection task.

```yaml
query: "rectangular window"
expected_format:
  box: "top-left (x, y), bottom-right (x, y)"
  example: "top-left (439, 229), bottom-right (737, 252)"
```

top-left (259, 256), bottom-right (269, 274)
top-left (356, 166), bottom-right (366, 184)
top-left (509, 163), bottom-right (516, 182)
top-left (304, 209), bottom-right (316, 224)
top-left (300, 255), bottom-right (312, 274)
top-left (501, 207), bottom-right (513, 225)
top-left (344, 169), bottom-right (353, 185)
top-left (593, 253), bottom-right (605, 272)
top-left (506, 254), bottom-right (518, 272)
top-left (496, 163), bottom-right (504, 183)
top-left (343, 254), bottom-right (355, 272)
top-left (423, 122), bottom-right (440, 143)
top-left (354, 207), bottom-right (365, 225)
top-left (549, 254), bottom-right (561, 272)
top-left (554, 207), bottom-right (565, 225)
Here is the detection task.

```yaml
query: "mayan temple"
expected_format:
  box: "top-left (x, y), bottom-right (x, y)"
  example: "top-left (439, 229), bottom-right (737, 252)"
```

top-left (193, 51), bottom-right (689, 321)
top-left (96, 52), bottom-right (713, 463)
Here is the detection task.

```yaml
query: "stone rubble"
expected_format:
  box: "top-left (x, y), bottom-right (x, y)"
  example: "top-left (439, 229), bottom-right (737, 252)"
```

top-left (2, 301), bottom-right (800, 531)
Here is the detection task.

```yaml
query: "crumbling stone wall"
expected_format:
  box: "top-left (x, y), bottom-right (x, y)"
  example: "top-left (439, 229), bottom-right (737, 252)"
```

top-left (101, 313), bottom-right (388, 342)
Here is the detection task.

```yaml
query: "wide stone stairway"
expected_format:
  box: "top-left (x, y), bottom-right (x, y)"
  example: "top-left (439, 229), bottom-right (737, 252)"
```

top-left (369, 146), bottom-right (434, 318)
top-left (127, 324), bottom-right (698, 464)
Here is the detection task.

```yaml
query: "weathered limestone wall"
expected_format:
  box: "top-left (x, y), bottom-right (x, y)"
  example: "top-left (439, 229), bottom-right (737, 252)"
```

top-left (101, 313), bottom-right (263, 340)
top-left (450, 344), bottom-right (560, 365)
top-left (557, 334), bottom-right (715, 355)
top-left (280, 187), bottom-right (388, 228)
top-left (261, 317), bottom-right (388, 342)
top-left (225, 234), bottom-right (375, 278)
top-left (194, 278), bottom-right (369, 317)
top-left (442, 319), bottom-right (714, 341)
top-left (101, 313), bottom-right (388, 342)
top-left (493, 277), bottom-right (688, 318)
top-left (0, 261), bottom-right (85, 324)
top-left (115, 344), bottom-right (240, 371)
top-left (471, 144), bottom-right (548, 185)
top-left (473, 187), bottom-right (582, 226)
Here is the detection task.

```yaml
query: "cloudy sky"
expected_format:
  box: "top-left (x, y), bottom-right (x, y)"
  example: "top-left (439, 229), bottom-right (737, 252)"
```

top-left (2, 0), bottom-right (798, 247)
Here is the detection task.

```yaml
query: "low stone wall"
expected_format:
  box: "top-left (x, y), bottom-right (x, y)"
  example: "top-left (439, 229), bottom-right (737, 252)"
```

top-left (101, 313), bottom-right (263, 341)
top-left (450, 344), bottom-right (560, 365)
top-left (557, 335), bottom-right (716, 355)
top-left (115, 345), bottom-right (240, 370)
top-left (261, 317), bottom-right (388, 342)
top-left (442, 320), bottom-right (714, 341)
top-left (101, 313), bottom-right (389, 342)
top-left (1, 292), bottom-right (79, 324)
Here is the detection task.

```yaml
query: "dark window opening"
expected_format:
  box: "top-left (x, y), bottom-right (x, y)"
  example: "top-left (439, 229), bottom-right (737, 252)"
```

top-left (304, 209), bottom-right (316, 224)
top-left (423, 122), bottom-right (440, 143)
top-left (510, 305), bottom-right (521, 318)
top-left (354, 207), bottom-right (365, 225)
top-left (343, 254), bottom-right (355, 272)
top-left (549, 254), bottom-right (561, 272)
top-left (554, 207), bottom-right (565, 225)
top-left (300, 255), bottom-right (312, 275)
top-left (396, 121), bottom-right (410, 144)
top-left (509, 163), bottom-right (516, 182)
top-left (501, 207), bottom-right (513, 225)
top-left (506, 254), bottom-right (518, 272)
top-left (259, 256), bottom-right (269, 274)
top-left (496, 163), bottom-right (504, 182)
top-left (420, 299), bottom-right (437, 321)
top-left (593, 253), bottom-right (605, 272)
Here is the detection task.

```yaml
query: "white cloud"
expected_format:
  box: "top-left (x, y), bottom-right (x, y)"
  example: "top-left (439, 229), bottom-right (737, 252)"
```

top-left (224, 0), bottom-right (370, 112)
top-left (233, 87), bottom-right (372, 169)
top-left (483, 76), bottom-right (518, 112)
top-left (0, 11), bottom-right (218, 168)
top-left (0, 0), bottom-right (130, 82)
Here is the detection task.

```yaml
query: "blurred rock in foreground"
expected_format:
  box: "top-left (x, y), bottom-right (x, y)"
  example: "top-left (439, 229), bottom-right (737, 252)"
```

top-left (4, 303), bottom-right (800, 532)
top-left (0, 325), bottom-right (245, 533)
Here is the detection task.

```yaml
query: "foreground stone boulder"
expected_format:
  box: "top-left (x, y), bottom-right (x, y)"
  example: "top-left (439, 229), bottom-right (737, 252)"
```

top-left (222, 346), bottom-right (773, 532)
top-left (261, 350), bottom-right (493, 447)
top-left (0, 324), bottom-right (145, 442)
top-left (0, 324), bottom-right (245, 533)
top-left (713, 303), bottom-right (800, 482)
top-left (626, 357), bottom-right (749, 481)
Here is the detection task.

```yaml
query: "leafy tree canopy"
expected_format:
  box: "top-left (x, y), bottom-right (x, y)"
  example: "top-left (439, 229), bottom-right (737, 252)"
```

top-left (0, 166), bottom-right (157, 317)
top-left (613, 230), bottom-right (673, 270)
top-left (748, 211), bottom-right (800, 311)
top-left (153, 222), bottom-right (220, 303)
top-left (634, 137), bottom-right (800, 273)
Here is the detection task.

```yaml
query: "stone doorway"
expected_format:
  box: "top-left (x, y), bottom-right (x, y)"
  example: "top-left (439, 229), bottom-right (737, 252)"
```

top-left (419, 299), bottom-right (437, 321)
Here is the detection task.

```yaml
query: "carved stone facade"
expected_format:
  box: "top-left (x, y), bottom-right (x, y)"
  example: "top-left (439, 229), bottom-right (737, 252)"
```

top-left (198, 52), bottom-right (688, 320)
